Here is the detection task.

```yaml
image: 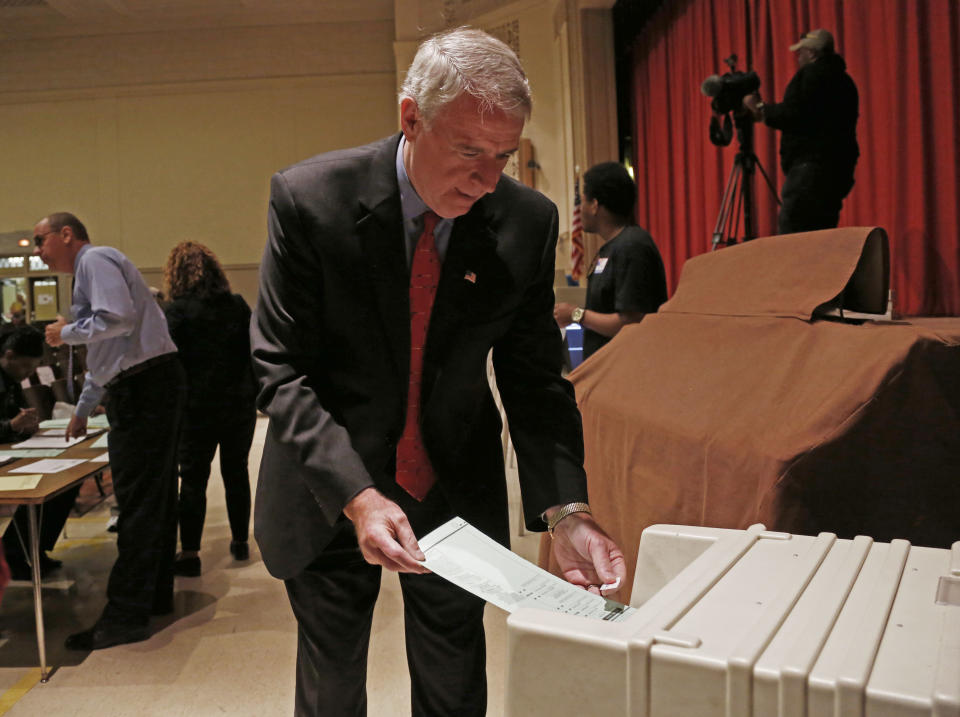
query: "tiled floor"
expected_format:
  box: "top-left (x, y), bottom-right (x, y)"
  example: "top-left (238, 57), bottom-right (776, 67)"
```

top-left (0, 417), bottom-right (540, 716)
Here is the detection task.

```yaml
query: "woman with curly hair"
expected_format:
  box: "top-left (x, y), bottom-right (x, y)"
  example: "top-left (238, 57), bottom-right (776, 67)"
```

top-left (164, 241), bottom-right (257, 576)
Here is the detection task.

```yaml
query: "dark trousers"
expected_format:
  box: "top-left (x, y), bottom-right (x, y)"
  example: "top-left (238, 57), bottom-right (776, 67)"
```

top-left (3, 485), bottom-right (81, 562)
top-left (177, 405), bottom-right (256, 550)
top-left (778, 160), bottom-right (856, 235)
top-left (284, 488), bottom-right (488, 717)
top-left (102, 357), bottom-right (185, 624)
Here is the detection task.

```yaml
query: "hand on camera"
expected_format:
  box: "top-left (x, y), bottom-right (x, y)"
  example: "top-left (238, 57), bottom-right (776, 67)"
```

top-left (742, 93), bottom-right (763, 119)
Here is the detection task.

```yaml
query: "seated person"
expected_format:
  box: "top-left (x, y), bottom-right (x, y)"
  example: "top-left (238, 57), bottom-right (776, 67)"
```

top-left (0, 326), bottom-right (80, 580)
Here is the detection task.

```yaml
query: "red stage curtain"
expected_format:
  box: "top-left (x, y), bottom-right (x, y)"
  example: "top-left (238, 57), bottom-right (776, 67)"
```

top-left (632, 0), bottom-right (960, 316)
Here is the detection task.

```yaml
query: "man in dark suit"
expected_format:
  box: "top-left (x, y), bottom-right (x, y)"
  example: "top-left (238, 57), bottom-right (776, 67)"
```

top-left (252, 27), bottom-right (626, 716)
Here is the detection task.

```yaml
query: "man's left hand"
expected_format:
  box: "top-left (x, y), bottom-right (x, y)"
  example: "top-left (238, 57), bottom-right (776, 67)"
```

top-left (66, 414), bottom-right (88, 440)
top-left (550, 513), bottom-right (627, 596)
top-left (45, 316), bottom-right (67, 347)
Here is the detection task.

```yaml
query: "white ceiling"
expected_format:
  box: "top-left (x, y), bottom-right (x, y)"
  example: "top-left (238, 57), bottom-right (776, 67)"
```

top-left (0, 0), bottom-right (396, 40)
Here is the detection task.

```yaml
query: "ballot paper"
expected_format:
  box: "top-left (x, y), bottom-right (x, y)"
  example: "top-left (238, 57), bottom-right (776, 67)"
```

top-left (0, 474), bottom-right (43, 491)
top-left (88, 452), bottom-right (109, 463)
top-left (9, 459), bottom-right (88, 474)
top-left (418, 517), bottom-right (635, 622)
top-left (12, 435), bottom-right (89, 449)
top-left (90, 434), bottom-right (109, 449)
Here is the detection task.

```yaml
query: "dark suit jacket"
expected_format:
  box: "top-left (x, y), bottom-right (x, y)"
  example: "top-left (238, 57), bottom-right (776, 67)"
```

top-left (252, 134), bottom-right (587, 580)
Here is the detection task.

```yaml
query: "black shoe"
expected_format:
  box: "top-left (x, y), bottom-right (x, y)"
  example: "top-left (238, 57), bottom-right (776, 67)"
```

top-left (230, 540), bottom-right (249, 561)
top-left (40, 553), bottom-right (62, 572)
top-left (65, 621), bottom-right (150, 651)
top-left (173, 555), bottom-right (201, 577)
top-left (5, 554), bottom-right (58, 581)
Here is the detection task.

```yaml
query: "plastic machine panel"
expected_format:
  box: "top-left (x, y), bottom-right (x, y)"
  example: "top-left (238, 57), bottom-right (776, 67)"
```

top-left (506, 524), bottom-right (960, 717)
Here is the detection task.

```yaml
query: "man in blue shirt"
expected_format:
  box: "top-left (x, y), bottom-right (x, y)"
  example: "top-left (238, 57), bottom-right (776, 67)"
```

top-left (35, 211), bottom-right (186, 651)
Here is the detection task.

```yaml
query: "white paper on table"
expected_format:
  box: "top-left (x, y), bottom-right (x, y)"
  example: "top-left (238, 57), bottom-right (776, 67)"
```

top-left (36, 366), bottom-right (56, 385)
top-left (0, 474), bottom-right (43, 491)
top-left (39, 418), bottom-right (68, 429)
top-left (9, 458), bottom-right (88, 474)
top-left (90, 434), bottom-right (108, 449)
top-left (11, 435), bottom-right (89, 449)
top-left (418, 517), bottom-right (635, 622)
top-left (88, 452), bottom-right (109, 463)
top-left (39, 427), bottom-right (105, 439)
top-left (0, 449), bottom-right (66, 458)
top-left (39, 415), bottom-right (109, 430)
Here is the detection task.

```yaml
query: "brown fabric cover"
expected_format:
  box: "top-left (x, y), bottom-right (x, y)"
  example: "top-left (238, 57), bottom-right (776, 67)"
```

top-left (538, 232), bottom-right (960, 604)
top-left (661, 227), bottom-right (885, 319)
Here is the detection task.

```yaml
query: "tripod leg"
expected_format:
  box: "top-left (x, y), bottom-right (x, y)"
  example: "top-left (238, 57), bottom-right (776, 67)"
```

top-left (753, 155), bottom-right (781, 206)
top-left (713, 160), bottom-right (742, 249)
top-left (734, 170), bottom-right (746, 241)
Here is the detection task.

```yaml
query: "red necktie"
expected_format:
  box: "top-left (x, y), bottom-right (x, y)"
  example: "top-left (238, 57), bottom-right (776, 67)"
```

top-left (396, 211), bottom-right (440, 500)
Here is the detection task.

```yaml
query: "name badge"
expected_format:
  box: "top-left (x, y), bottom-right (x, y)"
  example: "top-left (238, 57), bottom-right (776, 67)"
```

top-left (594, 257), bottom-right (608, 274)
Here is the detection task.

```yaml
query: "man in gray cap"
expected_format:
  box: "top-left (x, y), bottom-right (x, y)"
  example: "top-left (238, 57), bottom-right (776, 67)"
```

top-left (743, 29), bottom-right (859, 234)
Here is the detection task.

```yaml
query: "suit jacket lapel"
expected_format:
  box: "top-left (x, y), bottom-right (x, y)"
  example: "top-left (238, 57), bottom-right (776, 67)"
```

top-left (357, 135), bottom-right (409, 387)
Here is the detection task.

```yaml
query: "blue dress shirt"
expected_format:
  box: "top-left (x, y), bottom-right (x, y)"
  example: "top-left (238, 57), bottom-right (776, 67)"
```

top-left (396, 136), bottom-right (453, 265)
top-left (60, 244), bottom-right (177, 417)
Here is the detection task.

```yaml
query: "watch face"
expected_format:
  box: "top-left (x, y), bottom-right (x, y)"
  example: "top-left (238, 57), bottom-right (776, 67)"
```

top-left (572, 307), bottom-right (584, 323)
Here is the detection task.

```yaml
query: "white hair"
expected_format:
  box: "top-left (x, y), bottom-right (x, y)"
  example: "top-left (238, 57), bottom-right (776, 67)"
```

top-left (399, 27), bottom-right (532, 125)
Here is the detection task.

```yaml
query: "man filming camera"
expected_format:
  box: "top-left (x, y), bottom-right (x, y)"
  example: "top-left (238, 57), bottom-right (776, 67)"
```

top-left (743, 29), bottom-right (859, 235)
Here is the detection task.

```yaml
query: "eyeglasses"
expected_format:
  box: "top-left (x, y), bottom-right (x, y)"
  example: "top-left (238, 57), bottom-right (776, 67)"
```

top-left (33, 229), bottom-right (59, 247)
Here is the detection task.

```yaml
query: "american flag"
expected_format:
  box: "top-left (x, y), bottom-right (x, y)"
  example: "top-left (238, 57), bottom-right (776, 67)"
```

top-left (570, 170), bottom-right (584, 282)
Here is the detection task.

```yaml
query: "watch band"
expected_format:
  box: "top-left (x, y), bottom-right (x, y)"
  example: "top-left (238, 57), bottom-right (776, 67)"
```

top-left (546, 502), bottom-right (592, 535)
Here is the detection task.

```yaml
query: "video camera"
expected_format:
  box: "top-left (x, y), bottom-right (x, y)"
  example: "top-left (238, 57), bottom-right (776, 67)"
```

top-left (701, 55), bottom-right (760, 116)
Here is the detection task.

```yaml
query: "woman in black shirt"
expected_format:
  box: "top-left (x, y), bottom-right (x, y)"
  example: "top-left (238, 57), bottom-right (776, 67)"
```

top-left (164, 242), bottom-right (258, 576)
top-left (555, 162), bottom-right (668, 359)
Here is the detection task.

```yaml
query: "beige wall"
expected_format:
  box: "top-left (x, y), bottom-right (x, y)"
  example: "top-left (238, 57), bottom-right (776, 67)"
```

top-left (0, 20), bottom-right (399, 308)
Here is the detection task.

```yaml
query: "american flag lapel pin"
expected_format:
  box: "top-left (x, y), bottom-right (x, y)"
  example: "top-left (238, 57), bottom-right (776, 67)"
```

top-left (464, 270), bottom-right (477, 284)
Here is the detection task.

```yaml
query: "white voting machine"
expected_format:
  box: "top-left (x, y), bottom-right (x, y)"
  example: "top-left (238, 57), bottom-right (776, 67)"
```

top-left (506, 524), bottom-right (960, 717)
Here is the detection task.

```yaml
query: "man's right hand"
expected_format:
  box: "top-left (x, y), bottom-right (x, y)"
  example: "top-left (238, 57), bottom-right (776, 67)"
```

top-left (66, 414), bottom-right (87, 440)
top-left (342, 487), bottom-right (428, 573)
top-left (10, 408), bottom-right (38, 435)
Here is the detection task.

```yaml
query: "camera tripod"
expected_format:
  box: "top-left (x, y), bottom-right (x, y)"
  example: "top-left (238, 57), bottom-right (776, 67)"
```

top-left (711, 114), bottom-right (779, 249)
